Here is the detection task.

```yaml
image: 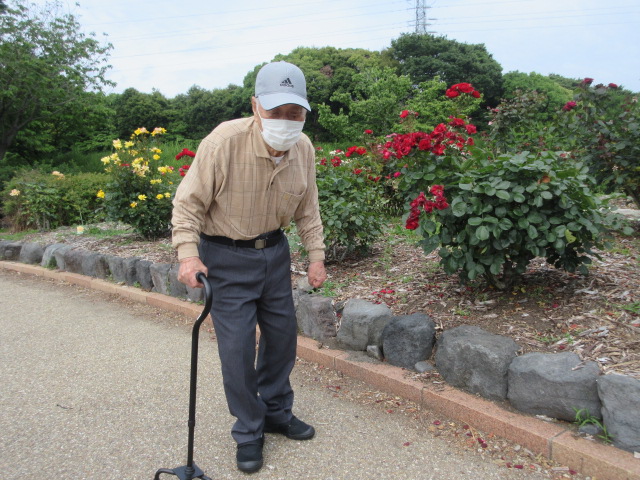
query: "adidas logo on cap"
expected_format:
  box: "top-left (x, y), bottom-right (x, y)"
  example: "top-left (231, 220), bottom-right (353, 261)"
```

top-left (280, 78), bottom-right (294, 88)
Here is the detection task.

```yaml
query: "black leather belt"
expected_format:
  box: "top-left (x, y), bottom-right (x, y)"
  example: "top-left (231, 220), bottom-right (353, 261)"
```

top-left (200, 229), bottom-right (283, 249)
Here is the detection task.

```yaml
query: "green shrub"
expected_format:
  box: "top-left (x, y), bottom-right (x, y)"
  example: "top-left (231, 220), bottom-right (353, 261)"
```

top-left (97, 127), bottom-right (185, 239)
top-left (412, 151), bottom-right (628, 289)
top-left (1, 169), bottom-right (108, 230)
top-left (553, 80), bottom-right (640, 207)
top-left (315, 148), bottom-right (387, 261)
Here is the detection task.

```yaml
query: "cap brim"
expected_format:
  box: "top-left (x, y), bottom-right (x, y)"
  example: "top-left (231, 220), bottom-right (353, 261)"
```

top-left (258, 93), bottom-right (311, 112)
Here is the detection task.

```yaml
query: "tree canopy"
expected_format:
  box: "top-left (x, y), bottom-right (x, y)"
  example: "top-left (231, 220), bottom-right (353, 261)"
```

top-left (388, 33), bottom-right (504, 106)
top-left (0, 0), bottom-right (113, 164)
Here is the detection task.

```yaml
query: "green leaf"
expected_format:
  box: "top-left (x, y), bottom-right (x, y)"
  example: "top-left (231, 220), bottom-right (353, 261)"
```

top-left (476, 225), bottom-right (490, 241)
top-left (495, 190), bottom-right (511, 200)
top-left (513, 193), bottom-right (526, 203)
top-left (468, 217), bottom-right (483, 226)
top-left (452, 201), bottom-right (467, 217)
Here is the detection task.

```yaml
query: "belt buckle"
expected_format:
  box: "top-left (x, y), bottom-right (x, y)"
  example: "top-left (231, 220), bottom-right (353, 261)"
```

top-left (255, 238), bottom-right (266, 249)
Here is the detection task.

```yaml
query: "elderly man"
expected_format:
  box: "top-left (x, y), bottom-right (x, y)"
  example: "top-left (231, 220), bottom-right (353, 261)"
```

top-left (171, 61), bottom-right (326, 473)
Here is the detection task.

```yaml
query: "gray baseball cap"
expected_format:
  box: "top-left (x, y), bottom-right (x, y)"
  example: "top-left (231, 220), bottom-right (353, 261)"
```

top-left (255, 61), bottom-right (311, 112)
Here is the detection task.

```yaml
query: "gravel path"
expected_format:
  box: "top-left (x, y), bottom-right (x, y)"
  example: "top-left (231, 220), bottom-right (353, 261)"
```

top-left (0, 270), bottom-right (557, 480)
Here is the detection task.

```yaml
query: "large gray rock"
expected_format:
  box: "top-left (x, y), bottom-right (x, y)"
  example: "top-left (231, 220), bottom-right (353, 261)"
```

top-left (63, 248), bottom-right (89, 274)
top-left (150, 263), bottom-right (172, 294)
top-left (337, 299), bottom-right (393, 351)
top-left (19, 242), bottom-right (45, 264)
top-left (1, 242), bottom-right (22, 261)
top-left (41, 243), bottom-right (68, 268)
top-left (382, 313), bottom-right (436, 370)
top-left (168, 263), bottom-right (187, 298)
top-left (0, 240), bottom-right (10, 260)
top-left (81, 253), bottom-right (110, 279)
top-left (508, 352), bottom-right (601, 421)
top-left (52, 245), bottom-right (73, 270)
top-left (122, 257), bottom-right (140, 286)
top-left (106, 256), bottom-right (139, 285)
top-left (296, 294), bottom-right (337, 341)
top-left (135, 259), bottom-right (154, 290)
top-left (186, 284), bottom-right (204, 303)
top-left (597, 374), bottom-right (640, 453)
top-left (435, 325), bottom-right (520, 401)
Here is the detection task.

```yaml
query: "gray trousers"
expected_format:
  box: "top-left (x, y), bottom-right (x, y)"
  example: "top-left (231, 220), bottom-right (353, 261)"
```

top-left (198, 235), bottom-right (297, 444)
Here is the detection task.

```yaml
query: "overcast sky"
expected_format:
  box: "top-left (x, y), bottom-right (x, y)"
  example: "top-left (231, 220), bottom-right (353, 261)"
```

top-left (62, 0), bottom-right (640, 98)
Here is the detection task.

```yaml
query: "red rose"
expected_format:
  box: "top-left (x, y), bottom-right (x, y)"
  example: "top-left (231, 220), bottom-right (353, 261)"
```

top-left (608, 83), bottom-right (618, 89)
top-left (364, 129), bottom-right (373, 134)
top-left (445, 89), bottom-right (459, 98)
top-left (471, 90), bottom-right (481, 98)
top-left (175, 148), bottom-right (196, 160)
top-left (400, 110), bottom-right (410, 118)
top-left (465, 124), bottom-right (477, 134)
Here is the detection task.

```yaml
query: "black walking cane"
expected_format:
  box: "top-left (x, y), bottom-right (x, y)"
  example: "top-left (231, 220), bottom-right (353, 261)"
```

top-left (154, 272), bottom-right (213, 480)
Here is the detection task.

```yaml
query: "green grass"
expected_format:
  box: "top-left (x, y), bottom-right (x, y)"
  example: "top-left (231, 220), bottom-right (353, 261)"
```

top-left (0, 229), bottom-right (38, 241)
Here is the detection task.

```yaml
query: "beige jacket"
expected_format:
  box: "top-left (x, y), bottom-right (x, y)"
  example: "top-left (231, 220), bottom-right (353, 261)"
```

top-left (171, 117), bottom-right (325, 263)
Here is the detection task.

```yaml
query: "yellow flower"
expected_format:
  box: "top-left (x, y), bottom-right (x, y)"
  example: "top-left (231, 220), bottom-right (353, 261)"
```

top-left (134, 127), bottom-right (149, 136)
top-left (113, 139), bottom-right (122, 150)
top-left (96, 189), bottom-right (105, 199)
top-left (164, 192), bottom-right (171, 198)
top-left (101, 156), bottom-right (111, 165)
top-left (51, 171), bottom-right (65, 179)
top-left (9, 189), bottom-right (20, 196)
top-left (153, 154), bottom-right (160, 160)
top-left (151, 127), bottom-right (167, 136)
top-left (124, 141), bottom-right (134, 149)
top-left (130, 202), bottom-right (138, 208)
top-left (138, 194), bottom-right (147, 201)
top-left (150, 179), bottom-right (162, 185)
top-left (156, 194), bottom-right (164, 200)
top-left (151, 147), bottom-right (162, 154)
top-left (158, 166), bottom-right (170, 175)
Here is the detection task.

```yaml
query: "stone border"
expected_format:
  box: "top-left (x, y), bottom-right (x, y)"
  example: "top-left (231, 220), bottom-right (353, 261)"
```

top-left (1, 259), bottom-right (638, 480)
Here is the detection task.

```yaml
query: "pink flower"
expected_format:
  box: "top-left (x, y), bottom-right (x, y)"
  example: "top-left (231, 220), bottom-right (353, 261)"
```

top-left (393, 172), bottom-right (401, 178)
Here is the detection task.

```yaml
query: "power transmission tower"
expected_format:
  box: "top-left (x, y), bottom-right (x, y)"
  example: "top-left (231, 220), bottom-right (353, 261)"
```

top-left (414, 0), bottom-right (436, 34)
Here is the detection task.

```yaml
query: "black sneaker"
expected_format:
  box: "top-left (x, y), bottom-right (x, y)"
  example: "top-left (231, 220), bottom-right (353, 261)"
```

top-left (264, 415), bottom-right (315, 440)
top-left (236, 435), bottom-right (264, 473)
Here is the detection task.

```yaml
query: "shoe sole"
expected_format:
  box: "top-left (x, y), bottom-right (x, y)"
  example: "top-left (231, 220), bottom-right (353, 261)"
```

top-left (237, 458), bottom-right (263, 473)
top-left (264, 425), bottom-right (315, 440)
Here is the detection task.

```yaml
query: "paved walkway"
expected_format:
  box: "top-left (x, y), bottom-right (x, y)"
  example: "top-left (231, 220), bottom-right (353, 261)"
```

top-left (0, 270), bottom-right (557, 480)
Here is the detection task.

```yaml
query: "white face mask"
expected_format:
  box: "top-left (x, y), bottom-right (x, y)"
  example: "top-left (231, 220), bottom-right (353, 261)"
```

top-left (257, 110), bottom-right (305, 152)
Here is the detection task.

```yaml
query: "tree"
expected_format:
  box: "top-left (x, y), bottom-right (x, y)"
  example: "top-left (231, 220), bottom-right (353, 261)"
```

top-left (502, 71), bottom-right (573, 113)
top-left (111, 88), bottom-right (172, 139)
top-left (172, 84), bottom-right (246, 140)
top-left (0, 0), bottom-right (113, 165)
top-left (318, 67), bottom-right (413, 141)
top-left (388, 33), bottom-right (504, 106)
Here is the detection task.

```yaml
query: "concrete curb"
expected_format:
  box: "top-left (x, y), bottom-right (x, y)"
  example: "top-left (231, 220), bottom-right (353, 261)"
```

top-left (2, 260), bottom-right (638, 480)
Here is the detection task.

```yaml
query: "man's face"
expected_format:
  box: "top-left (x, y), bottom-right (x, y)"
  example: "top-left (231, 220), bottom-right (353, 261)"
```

top-left (252, 97), bottom-right (306, 129)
